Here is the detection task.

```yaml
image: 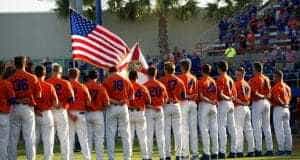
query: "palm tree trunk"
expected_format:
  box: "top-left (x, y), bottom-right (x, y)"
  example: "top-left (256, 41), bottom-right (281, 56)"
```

top-left (158, 13), bottom-right (170, 55)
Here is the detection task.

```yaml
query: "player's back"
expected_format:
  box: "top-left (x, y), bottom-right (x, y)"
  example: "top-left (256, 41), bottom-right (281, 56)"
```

top-left (177, 73), bottom-right (197, 100)
top-left (36, 80), bottom-right (57, 111)
top-left (129, 82), bottom-right (150, 109)
top-left (85, 81), bottom-right (109, 111)
top-left (160, 74), bottom-right (186, 102)
top-left (0, 79), bottom-right (15, 113)
top-left (46, 77), bottom-right (73, 109)
top-left (216, 74), bottom-right (234, 100)
top-left (197, 76), bottom-right (217, 102)
top-left (248, 73), bottom-right (270, 100)
top-left (69, 80), bottom-right (90, 111)
top-left (103, 73), bottom-right (133, 102)
top-left (8, 70), bottom-right (40, 105)
top-left (144, 79), bottom-right (167, 107)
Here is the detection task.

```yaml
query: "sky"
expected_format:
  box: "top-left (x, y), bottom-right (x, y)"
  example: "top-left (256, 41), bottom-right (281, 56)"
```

top-left (0, 0), bottom-right (218, 13)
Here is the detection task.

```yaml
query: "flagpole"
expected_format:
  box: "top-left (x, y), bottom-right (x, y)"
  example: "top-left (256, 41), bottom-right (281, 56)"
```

top-left (96, 0), bottom-right (105, 81)
top-left (96, 0), bottom-right (102, 25)
top-left (72, 0), bottom-right (83, 68)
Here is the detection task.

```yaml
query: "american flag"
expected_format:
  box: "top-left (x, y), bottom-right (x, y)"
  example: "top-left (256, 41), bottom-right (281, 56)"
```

top-left (70, 9), bottom-right (129, 69)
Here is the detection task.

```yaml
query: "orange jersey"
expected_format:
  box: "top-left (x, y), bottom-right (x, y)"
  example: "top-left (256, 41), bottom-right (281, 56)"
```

top-left (177, 73), bottom-right (197, 101)
top-left (47, 77), bottom-right (74, 109)
top-left (197, 76), bottom-right (218, 102)
top-left (85, 80), bottom-right (109, 111)
top-left (129, 82), bottom-right (150, 110)
top-left (69, 80), bottom-right (91, 111)
top-left (144, 79), bottom-right (168, 108)
top-left (103, 73), bottom-right (134, 104)
top-left (216, 74), bottom-right (235, 101)
top-left (248, 73), bottom-right (271, 101)
top-left (0, 80), bottom-right (15, 113)
top-left (35, 80), bottom-right (58, 111)
top-left (8, 70), bottom-right (41, 106)
top-left (159, 74), bottom-right (186, 103)
top-left (234, 79), bottom-right (251, 105)
top-left (271, 81), bottom-right (291, 106)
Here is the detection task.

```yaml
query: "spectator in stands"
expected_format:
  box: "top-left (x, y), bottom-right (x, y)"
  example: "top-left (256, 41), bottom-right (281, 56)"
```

top-left (219, 16), bottom-right (230, 42)
top-left (285, 46), bottom-right (297, 63)
top-left (188, 51), bottom-right (201, 77)
top-left (224, 43), bottom-right (237, 66)
top-left (238, 31), bottom-right (247, 53)
top-left (250, 15), bottom-right (259, 33)
top-left (247, 30), bottom-right (256, 51)
top-left (289, 28), bottom-right (298, 50)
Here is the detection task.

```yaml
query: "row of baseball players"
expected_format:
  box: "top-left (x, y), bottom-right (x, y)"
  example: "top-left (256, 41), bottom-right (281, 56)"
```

top-left (0, 56), bottom-right (292, 160)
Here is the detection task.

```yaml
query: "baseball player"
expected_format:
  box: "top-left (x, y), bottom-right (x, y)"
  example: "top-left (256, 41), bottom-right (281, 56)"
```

top-left (103, 67), bottom-right (134, 160)
top-left (68, 68), bottom-right (91, 160)
top-left (271, 70), bottom-right (292, 156)
top-left (216, 60), bottom-right (237, 158)
top-left (34, 65), bottom-right (58, 160)
top-left (144, 67), bottom-right (168, 160)
top-left (197, 64), bottom-right (218, 160)
top-left (248, 62), bottom-right (273, 156)
top-left (160, 62), bottom-right (186, 160)
top-left (8, 56), bottom-right (42, 160)
top-left (85, 70), bottom-right (109, 160)
top-left (47, 63), bottom-right (73, 160)
top-left (177, 59), bottom-right (198, 159)
top-left (128, 70), bottom-right (150, 160)
top-left (233, 67), bottom-right (255, 157)
top-left (0, 66), bottom-right (15, 160)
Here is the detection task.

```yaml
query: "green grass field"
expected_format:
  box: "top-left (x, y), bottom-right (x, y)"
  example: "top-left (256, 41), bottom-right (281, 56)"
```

top-left (17, 135), bottom-right (300, 160)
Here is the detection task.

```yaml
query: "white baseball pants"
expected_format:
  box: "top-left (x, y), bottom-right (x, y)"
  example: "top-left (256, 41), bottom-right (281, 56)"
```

top-left (35, 110), bottom-right (55, 160)
top-left (273, 106), bottom-right (292, 151)
top-left (251, 99), bottom-right (273, 151)
top-left (86, 111), bottom-right (105, 160)
top-left (145, 108), bottom-right (165, 159)
top-left (52, 108), bottom-right (70, 160)
top-left (8, 104), bottom-right (36, 160)
top-left (164, 103), bottom-right (182, 157)
top-left (198, 102), bottom-right (218, 155)
top-left (180, 100), bottom-right (198, 157)
top-left (69, 111), bottom-right (91, 160)
top-left (0, 113), bottom-right (10, 160)
top-left (218, 100), bottom-right (237, 154)
top-left (129, 110), bottom-right (148, 159)
top-left (234, 106), bottom-right (254, 153)
top-left (106, 105), bottom-right (132, 160)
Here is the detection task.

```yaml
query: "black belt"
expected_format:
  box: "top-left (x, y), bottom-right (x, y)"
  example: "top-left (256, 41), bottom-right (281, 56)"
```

top-left (78, 112), bottom-right (85, 115)
top-left (129, 108), bottom-right (142, 111)
top-left (166, 101), bottom-right (179, 104)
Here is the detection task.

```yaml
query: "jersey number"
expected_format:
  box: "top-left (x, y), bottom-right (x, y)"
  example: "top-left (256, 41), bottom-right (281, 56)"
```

top-left (167, 80), bottom-right (177, 91)
top-left (90, 89), bottom-right (98, 99)
top-left (113, 80), bottom-right (124, 91)
top-left (149, 87), bottom-right (161, 97)
top-left (135, 90), bottom-right (142, 98)
top-left (54, 84), bottom-right (62, 94)
top-left (14, 79), bottom-right (29, 91)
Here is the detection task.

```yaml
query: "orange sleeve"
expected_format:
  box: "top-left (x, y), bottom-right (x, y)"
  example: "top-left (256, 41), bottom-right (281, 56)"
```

top-left (178, 81), bottom-right (187, 100)
top-left (101, 87), bottom-right (110, 107)
top-left (83, 85), bottom-right (91, 105)
top-left (6, 81), bottom-right (16, 99)
top-left (162, 85), bottom-right (168, 103)
top-left (33, 76), bottom-right (42, 98)
top-left (66, 82), bottom-right (75, 102)
top-left (50, 85), bottom-right (59, 106)
top-left (144, 87), bottom-right (151, 105)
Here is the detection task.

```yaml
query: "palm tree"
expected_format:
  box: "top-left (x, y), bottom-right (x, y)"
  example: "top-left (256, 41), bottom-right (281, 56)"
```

top-left (54, 0), bottom-right (198, 55)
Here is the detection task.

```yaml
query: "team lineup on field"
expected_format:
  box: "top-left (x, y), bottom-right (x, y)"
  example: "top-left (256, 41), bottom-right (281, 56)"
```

top-left (0, 56), bottom-right (294, 160)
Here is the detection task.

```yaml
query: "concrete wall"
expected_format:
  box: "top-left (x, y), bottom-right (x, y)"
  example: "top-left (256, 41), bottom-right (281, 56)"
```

top-left (0, 12), bottom-right (216, 60)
